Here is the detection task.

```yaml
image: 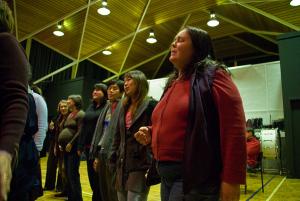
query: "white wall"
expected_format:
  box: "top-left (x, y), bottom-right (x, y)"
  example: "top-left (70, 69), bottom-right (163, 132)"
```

top-left (229, 61), bottom-right (284, 125)
top-left (148, 61), bottom-right (284, 125)
top-left (147, 78), bottom-right (167, 101)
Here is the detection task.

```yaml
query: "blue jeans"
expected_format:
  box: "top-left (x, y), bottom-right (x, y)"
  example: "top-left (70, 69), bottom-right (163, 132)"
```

top-left (117, 189), bottom-right (149, 201)
top-left (157, 161), bottom-right (219, 201)
top-left (157, 161), bottom-right (184, 201)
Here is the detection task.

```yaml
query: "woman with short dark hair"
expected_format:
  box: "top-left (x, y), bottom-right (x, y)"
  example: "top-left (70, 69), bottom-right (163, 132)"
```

top-left (58, 94), bottom-right (85, 201)
top-left (77, 83), bottom-right (107, 201)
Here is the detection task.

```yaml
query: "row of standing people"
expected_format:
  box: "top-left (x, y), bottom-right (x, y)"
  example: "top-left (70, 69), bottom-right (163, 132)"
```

top-left (45, 28), bottom-right (247, 201)
top-left (1, 0), bottom-right (246, 200)
top-left (44, 71), bottom-right (155, 201)
top-left (42, 82), bottom-right (116, 200)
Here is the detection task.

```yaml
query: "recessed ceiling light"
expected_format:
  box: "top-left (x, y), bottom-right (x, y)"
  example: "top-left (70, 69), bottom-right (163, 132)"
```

top-left (53, 30), bottom-right (64, 37)
top-left (207, 12), bottom-right (219, 27)
top-left (53, 21), bottom-right (64, 37)
top-left (97, 0), bottom-right (111, 15)
top-left (146, 29), bottom-right (157, 44)
top-left (290, 0), bottom-right (300, 6)
top-left (102, 49), bottom-right (112, 55)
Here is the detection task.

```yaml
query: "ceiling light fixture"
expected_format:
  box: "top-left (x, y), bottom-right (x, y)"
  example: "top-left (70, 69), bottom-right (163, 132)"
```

top-left (53, 21), bottom-right (64, 37)
top-left (290, 0), bottom-right (300, 6)
top-left (102, 49), bottom-right (112, 55)
top-left (146, 29), bottom-right (157, 44)
top-left (97, 0), bottom-right (111, 15)
top-left (207, 11), bottom-right (219, 27)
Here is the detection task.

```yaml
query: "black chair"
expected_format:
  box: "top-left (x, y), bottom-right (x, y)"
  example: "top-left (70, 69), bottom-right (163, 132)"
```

top-left (244, 152), bottom-right (264, 194)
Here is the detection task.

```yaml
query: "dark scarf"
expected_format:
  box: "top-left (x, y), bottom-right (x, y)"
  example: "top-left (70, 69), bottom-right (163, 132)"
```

top-left (183, 66), bottom-right (222, 194)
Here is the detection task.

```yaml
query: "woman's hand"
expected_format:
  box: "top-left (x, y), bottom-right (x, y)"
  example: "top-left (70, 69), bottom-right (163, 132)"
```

top-left (134, 126), bottom-right (151, 145)
top-left (0, 151), bottom-right (12, 201)
top-left (93, 158), bottom-right (99, 172)
top-left (59, 145), bottom-right (63, 151)
top-left (220, 182), bottom-right (240, 201)
top-left (49, 121), bottom-right (55, 131)
top-left (54, 146), bottom-right (57, 156)
top-left (65, 143), bottom-right (72, 152)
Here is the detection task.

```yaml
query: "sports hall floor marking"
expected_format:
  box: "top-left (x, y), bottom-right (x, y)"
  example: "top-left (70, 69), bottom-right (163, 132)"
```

top-left (265, 176), bottom-right (286, 201)
top-left (246, 175), bottom-right (276, 201)
top-left (82, 191), bottom-right (92, 196)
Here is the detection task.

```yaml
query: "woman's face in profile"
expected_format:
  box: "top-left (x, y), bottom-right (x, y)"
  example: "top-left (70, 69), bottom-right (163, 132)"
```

top-left (59, 102), bottom-right (68, 115)
top-left (169, 29), bottom-right (194, 71)
top-left (92, 88), bottom-right (104, 103)
top-left (124, 76), bottom-right (137, 98)
top-left (67, 99), bottom-right (75, 111)
top-left (108, 84), bottom-right (122, 102)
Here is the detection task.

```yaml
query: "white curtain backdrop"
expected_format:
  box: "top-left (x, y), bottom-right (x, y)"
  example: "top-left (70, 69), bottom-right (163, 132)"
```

top-left (229, 61), bottom-right (283, 125)
top-left (148, 61), bottom-right (284, 125)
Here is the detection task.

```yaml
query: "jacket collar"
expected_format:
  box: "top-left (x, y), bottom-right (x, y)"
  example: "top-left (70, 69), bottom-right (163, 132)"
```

top-left (128, 98), bottom-right (150, 129)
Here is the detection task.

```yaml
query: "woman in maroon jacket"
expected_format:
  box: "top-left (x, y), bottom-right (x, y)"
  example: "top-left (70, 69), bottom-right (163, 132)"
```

top-left (0, 1), bottom-right (29, 200)
top-left (135, 27), bottom-right (246, 201)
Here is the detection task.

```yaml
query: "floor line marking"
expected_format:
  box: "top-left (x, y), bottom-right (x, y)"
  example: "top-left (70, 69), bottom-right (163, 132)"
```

top-left (266, 176), bottom-right (286, 201)
top-left (246, 175), bottom-right (276, 201)
top-left (82, 191), bottom-right (93, 196)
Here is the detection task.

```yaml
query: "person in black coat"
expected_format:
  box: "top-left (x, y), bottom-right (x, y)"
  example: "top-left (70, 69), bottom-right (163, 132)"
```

top-left (77, 83), bottom-right (107, 201)
top-left (110, 70), bottom-right (157, 201)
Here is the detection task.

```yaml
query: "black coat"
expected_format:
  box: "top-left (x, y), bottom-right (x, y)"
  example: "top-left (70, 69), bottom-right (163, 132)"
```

top-left (110, 97), bottom-right (157, 191)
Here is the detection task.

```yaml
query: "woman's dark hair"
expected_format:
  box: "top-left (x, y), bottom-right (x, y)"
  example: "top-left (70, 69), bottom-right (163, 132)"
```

top-left (68, 95), bottom-right (83, 110)
top-left (246, 127), bottom-right (254, 135)
top-left (0, 0), bottom-right (14, 33)
top-left (164, 26), bottom-right (226, 92)
top-left (123, 70), bottom-right (149, 116)
top-left (107, 79), bottom-right (124, 93)
top-left (187, 26), bottom-right (216, 62)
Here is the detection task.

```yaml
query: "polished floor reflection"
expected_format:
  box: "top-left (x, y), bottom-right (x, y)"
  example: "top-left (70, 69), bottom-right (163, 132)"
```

top-left (36, 156), bottom-right (300, 201)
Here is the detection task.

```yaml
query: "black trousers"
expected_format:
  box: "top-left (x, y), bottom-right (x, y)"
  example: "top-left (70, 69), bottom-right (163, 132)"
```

top-left (44, 138), bottom-right (60, 190)
top-left (85, 149), bottom-right (101, 201)
top-left (64, 151), bottom-right (83, 201)
top-left (98, 152), bottom-right (118, 201)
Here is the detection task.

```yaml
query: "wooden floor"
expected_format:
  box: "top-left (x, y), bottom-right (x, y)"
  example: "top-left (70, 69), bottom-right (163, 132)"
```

top-left (37, 156), bottom-right (300, 201)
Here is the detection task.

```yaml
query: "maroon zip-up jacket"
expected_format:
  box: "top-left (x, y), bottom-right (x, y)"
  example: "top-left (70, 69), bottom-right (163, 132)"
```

top-left (0, 33), bottom-right (29, 156)
top-left (151, 69), bottom-right (246, 192)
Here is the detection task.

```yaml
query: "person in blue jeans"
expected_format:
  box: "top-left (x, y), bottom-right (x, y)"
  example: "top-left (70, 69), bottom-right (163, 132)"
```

top-left (135, 27), bottom-right (246, 201)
